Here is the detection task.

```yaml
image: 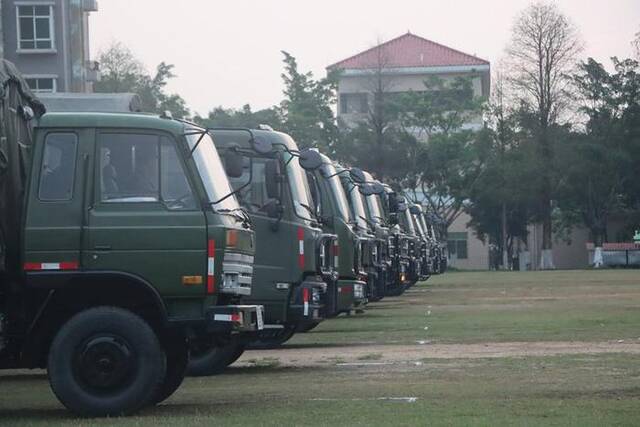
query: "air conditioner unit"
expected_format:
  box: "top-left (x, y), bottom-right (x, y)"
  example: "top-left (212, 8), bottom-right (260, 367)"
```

top-left (82, 0), bottom-right (99, 12)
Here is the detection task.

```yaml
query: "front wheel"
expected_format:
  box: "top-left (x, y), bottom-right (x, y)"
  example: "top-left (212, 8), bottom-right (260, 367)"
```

top-left (48, 307), bottom-right (166, 417)
top-left (187, 339), bottom-right (244, 377)
top-left (247, 325), bottom-right (296, 349)
top-left (152, 330), bottom-right (189, 405)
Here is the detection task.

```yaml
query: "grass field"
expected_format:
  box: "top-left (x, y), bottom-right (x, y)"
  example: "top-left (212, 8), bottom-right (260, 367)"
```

top-left (1, 270), bottom-right (640, 426)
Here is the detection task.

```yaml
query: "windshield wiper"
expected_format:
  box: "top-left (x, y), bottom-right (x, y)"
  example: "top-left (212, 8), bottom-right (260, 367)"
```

top-left (359, 215), bottom-right (377, 230)
top-left (213, 207), bottom-right (252, 228)
top-left (296, 202), bottom-right (318, 220)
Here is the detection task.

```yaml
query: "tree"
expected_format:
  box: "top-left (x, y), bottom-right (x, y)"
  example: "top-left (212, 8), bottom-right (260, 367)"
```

top-left (95, 42), bottom-right (189, 118)
top-left (556, 57), bottom-right (640, 265)
top-left (465, 74), bottom-right (534, 269)
top-left (278, 51), bottom-right (338, 152)
top-left (194, 104), bottom-right (282, 129)
top-left (504, 1), bottom-right (583, 269)
top-left (398, 75), bottom-right (486, 229)
top-left (333, 38), bottom-right (410, 182)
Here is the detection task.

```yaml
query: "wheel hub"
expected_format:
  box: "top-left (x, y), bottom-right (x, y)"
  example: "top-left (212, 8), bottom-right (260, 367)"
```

top-left (75, 336), bottom-right (134, 392)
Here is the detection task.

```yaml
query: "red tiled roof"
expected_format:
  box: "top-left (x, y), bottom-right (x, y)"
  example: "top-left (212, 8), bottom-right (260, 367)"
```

top-left (328, 32), bottom-right (489, 70)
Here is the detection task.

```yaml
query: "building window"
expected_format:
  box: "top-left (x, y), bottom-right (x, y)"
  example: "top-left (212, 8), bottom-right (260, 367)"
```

top-left (25, 77), bottom-right (57, 93)
top-left (448, 232), bottom-right (468, 260)
top-left (16, 4), bottom-right (55, 51)
top-left (340, 93), bottom-right (368, 114)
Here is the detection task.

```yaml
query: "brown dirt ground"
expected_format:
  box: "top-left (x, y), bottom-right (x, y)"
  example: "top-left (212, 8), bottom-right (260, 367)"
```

top-left (237, 340), bottom-right (640, 367)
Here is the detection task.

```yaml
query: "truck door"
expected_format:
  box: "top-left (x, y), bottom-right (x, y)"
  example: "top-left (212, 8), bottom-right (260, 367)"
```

top-left (23, 130), bottom-right (90, 271)
top-left (84, 131), bottom-right (207, 299)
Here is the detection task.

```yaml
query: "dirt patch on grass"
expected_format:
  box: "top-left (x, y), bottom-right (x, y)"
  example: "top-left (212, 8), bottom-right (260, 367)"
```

top-left (236, 340), bottom-right (640, 368)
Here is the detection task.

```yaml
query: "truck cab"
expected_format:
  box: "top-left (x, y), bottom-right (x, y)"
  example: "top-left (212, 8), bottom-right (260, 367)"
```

top-left (1, 87), bottom-right (262, 416)
top-left (211, 129), bottom-right (336, 348)
top-left (306, 155), bottom-right (367, 318)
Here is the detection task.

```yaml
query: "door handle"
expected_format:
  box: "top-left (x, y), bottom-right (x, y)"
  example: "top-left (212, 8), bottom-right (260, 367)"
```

top-left (94, 245), bottom-right (112, 251)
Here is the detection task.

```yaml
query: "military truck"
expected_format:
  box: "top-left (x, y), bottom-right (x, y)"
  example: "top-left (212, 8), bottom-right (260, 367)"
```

top-left (0, 60), bottom-right (263, 416)
top-left (305, 157), bottom-right (368, 320)
top-left (409, 203), bottom-right (433, 280)
top-left (361, 173), bottom-right (411, 296)
top-left (187, 128), bottom-right (335, 370)
top-left (395, 196), bottom-right (423, 286)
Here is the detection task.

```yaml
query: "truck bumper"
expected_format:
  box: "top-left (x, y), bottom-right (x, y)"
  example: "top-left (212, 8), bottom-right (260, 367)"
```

top-left (205, 305), bottom-right (265, 334)
top-left (337, 279), bottom-right (366, 312)
top-left (288, 278), bottom-right (325, 324)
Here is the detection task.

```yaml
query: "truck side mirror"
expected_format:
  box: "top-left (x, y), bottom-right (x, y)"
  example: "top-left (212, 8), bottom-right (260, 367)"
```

top-left (349, 168), bottom-right (366, 184)
top-left (371, 182), bottom-right (385, 195)
top-left (252, 136), bottom-right (273, 154)
top-left (358, 183), bottom-right (375, 196)
top-left (224, 150), bottom-right (244, 178)
top-left (409, 205), bottom-right (421, 215)
top-left (397, 202), bottom-right (408, 212)
top-left (265, 159), bottom-right (282, 200)
top-left (299, 149), bottom-right (323, 171)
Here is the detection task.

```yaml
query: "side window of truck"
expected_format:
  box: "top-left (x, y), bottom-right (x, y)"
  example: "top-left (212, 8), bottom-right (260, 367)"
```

top-left (98, 133), bottom-right (195, 209)
top-left (39, 133), bottom-right (78, 201)
top-left (227, 157), bottom-right (279, 215)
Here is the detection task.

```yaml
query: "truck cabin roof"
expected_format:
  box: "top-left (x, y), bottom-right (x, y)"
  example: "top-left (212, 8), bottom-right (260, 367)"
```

top-left (35, 112), bottom-right (191, 135)
top-left (210, 129), bottom-right (299, 155)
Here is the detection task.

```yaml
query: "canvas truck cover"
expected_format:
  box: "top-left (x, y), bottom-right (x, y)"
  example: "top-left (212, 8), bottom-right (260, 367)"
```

top-left (0, 60), bottom-right (46, 273)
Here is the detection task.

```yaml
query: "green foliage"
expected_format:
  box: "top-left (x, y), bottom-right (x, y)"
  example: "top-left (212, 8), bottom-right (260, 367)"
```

top-left (278, 51), bottom-right (339, 152)
top-left (94, 42), bottom-right (189, 118)
top-left (194, 104), bottom-right (282, 129)
top-left (555, 57), bottom-right (640, 244)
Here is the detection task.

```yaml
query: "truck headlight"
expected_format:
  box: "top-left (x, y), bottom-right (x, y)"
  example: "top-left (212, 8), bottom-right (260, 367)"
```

top-left (312, 287), bottom-right (321, 304)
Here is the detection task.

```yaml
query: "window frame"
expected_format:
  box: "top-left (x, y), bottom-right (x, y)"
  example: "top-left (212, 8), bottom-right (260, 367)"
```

top-left (95, 130), bottom-right (199, 211)
top-left (38, 132), bottom-right (79, 202)
top-left (25, 75), bottom-right (57, 93)
top-left (16, 2), bottom-right (56, 53)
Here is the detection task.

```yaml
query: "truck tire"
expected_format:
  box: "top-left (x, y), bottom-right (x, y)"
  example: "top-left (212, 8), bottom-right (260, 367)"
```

top-left (152, 330), bottom-right (189, 405)
top-left (187, 340), bottom-right (244, 377)
top-left (48, 306), bottom-right (166, 417)
top-left (247, 325), bottom-right (296, 349)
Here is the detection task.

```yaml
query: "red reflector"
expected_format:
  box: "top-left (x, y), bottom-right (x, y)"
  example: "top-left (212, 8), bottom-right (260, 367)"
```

top-left (60, 261), bottom-right (79, 270)
top-left (303, 287), bottom-right (310, 303)
top-left (208, 239), bottom-right (215, 256)
top-left (231, 313), bottom-right (242, 323)
top-left (23, 263), bottom-right (41, 271)
top-left (297, 227), bottom-right (304, 240)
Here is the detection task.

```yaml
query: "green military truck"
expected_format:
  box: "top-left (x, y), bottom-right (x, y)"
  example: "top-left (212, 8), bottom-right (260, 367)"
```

top-left (305, 155), bottom-right (367, 320)
top-left (409, 203), bottom-right (432, 280)
top-left (361, 173), bottom-right (411, 296)
top-left (201, 128), bottom-right (335, 352)
top-left (394, 195), bottom-right (422, 286)
top-left (0, 61), bottom-right (263, 416)
top-left (335, 165), bottom-right (377, 307)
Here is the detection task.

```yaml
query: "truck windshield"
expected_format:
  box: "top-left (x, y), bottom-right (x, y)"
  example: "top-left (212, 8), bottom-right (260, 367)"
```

top-left (345, 182), bottom-right (369, 230)
top-left (402, 209), bottom-right (416, 234)
top-left (413, 214), bottom-right (425, 238)
top-left (283, 151), bottom-right (316, 222)
top-left (324, 164), bottom-right (352, 223)
top-left (186, 132), bottom-right (240, 212)
top-left (366, 194), bottom-right (385, 225)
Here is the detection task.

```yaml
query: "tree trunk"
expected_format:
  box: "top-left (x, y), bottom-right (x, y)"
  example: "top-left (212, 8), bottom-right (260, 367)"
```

top-left (502, 203), bottom-right (509, 270)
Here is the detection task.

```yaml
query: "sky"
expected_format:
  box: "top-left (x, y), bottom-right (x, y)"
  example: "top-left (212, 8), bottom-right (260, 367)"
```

top-left (89, 0), bottom-right (640, 116)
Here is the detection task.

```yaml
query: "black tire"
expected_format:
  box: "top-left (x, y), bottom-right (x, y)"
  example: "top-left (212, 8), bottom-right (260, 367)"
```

top-left (247, 325), bottom-right (296, 349)
top-left (187, 340), bottom-right (243, 377)
top-left (152, 330), bottom-right (189, 405)
top-left (225, 344), bottom-right (246, 367)
top-left (48, 306), bottom-right (166, 417)
top-left (297, 321), bottom-right (320, 333)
